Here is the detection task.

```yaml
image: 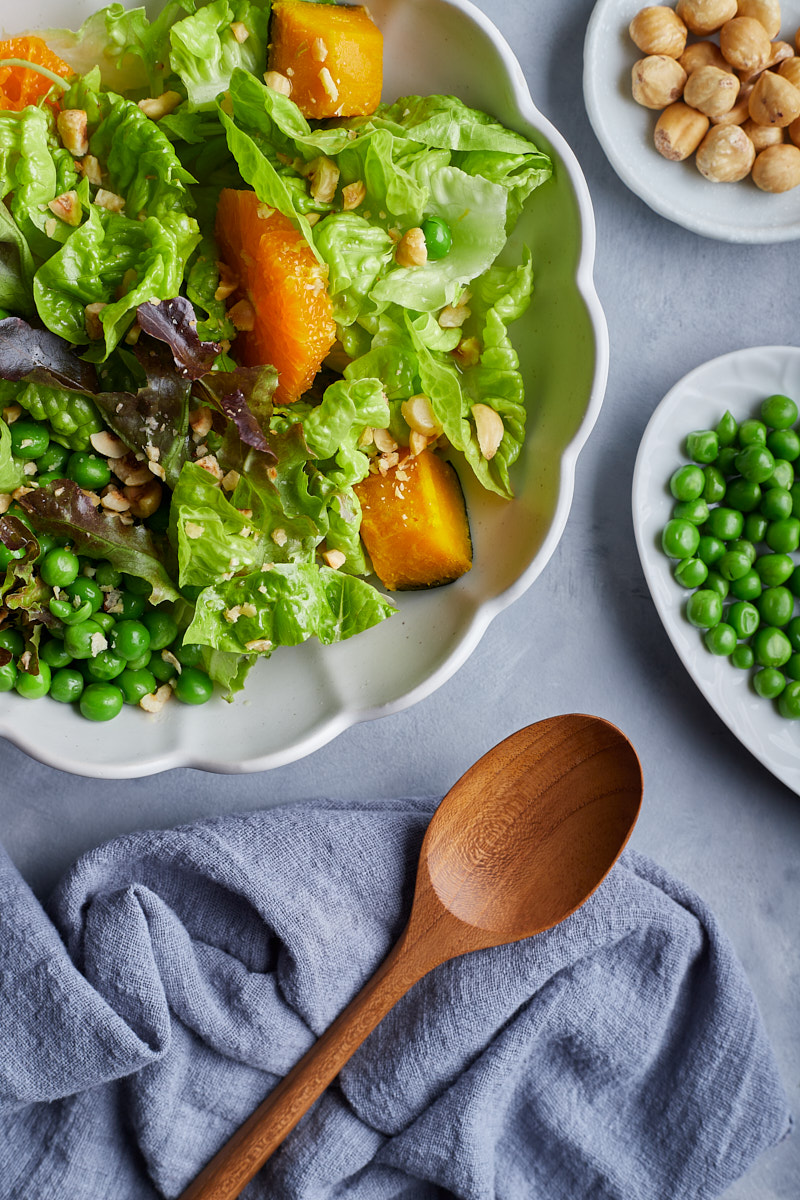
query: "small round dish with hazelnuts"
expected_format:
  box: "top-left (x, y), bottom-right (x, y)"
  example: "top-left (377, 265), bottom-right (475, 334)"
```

top-left (584, 0), bottom-right (800, 240)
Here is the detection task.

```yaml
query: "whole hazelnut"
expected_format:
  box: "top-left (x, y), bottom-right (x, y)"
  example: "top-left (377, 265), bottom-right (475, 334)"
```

top-left (778, 58), bottom-right (800, 90)
top-left (741, 116), bottom-right (785, 148)
top-left (684, 64), bottom-right (741, 115)
top-left (748, 70), bottom-right (800, 125)
top-left (632, 55), bottom-right (688, 107)
top-left (676, 0), bottom-right (738, 35)
top-left (719, 16), bottom-right (773, 72)
top-left (751, 142), bottom-right (800, 189)
top-left (695, 122), bottom-right (756, 178)
top-left (678, 40), bottom-right (733, 73)
top-left (735, 0), bottom-right (782, 40)
top-left (654, 101), bottom-right (711, 158)
top-left (629, 6), bottom-right (689, 56)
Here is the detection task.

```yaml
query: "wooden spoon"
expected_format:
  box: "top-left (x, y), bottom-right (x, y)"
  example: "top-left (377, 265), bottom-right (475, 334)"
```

top-left (179, 713), bottom-right (642, 1200)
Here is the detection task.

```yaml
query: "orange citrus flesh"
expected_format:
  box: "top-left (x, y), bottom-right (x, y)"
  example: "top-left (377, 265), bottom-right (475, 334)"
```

top-left (214, 188), bottom-right (337, 405)
top-left (0, 37), bottom-right (73, 111)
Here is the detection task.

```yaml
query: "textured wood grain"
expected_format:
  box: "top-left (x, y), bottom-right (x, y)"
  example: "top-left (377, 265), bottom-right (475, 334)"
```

top-left (178, 714), bottom-right (642, 1200)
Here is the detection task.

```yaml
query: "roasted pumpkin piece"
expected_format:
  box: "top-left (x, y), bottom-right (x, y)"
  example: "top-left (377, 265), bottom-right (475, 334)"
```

top-left (354, 449), bottom-right (472, 590)
top-left (215, 187), bottom-right (337, 404)
top-left (267, 0), bottom-right (383, 119)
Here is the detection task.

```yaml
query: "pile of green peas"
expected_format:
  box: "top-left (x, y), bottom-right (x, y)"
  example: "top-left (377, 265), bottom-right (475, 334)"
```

top-left (0, 409), bottom-right (214, 720)
top-left (662, 392), bottom-right (800, 719)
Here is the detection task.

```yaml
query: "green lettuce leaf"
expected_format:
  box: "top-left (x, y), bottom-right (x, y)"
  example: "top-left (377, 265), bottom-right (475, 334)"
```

top-left (0, 202), bottom-right (35, 318)
top-left (184, 563), bottom-right (395, 654)
top-left (0, 419), bottom-right (23, 492)
top-left (169, 0), bottom-right (271, 111)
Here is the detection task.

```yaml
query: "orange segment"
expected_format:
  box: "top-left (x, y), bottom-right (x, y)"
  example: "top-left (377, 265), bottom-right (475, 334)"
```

top-left (268, 0), bottom-right (383, 119)
top-left (0, 37), bottom-right (73, 111)
top-left (215, 188), bottom-right (337, 404)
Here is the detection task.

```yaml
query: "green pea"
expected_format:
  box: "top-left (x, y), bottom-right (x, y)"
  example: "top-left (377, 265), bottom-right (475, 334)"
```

top-left (718, 549), bottom-right (752, 581)
top-left (174, 641), bottom-right (205, 668)
top-left (79, 682), bottom-right (123, 722)
top-left (64, 619), bottom-right (107, 660)
top-left (767, 428), bottom-right (800, 462)
top-left (697, 535), bottom-right (726, 565)
top-left (149, 653), bottom-right (176, 683)
top-left (717, 447), bottom-right (740, 476)
top-left (92, 611), bottom-right (116, 633)
top-left (125, 651), bottom-right (152, 671)
top-left (686, 589), bottom-right (723, 629)
top-left (0, 628), bottom-right (24, 656)
top-left (95, 563), bottom-right (123, 588)
top-left (731, 644), bottom-right (754, 670)
top-left (760, 487), bottom-right (793, 521)
top-left (702, 466), bottom-right (727, 503)
top-left (729, 568), bottom-right (761, 600)
top-left (735, 444), bottom-right (775, 484)
top-left (117, 667), bottom-right (157, 705)
top-left (778, 680), bottom-right (800, 718)
top-left (33, 534), bottom-right (57, 565)
top-left (738, 418), bottom-right (767, 447)
top-left (173, 665), bottom-right (213, 705)
top-left (50, 667), bottom-right (84, 703)
top-left (40, 547), bottom-right (79, 588)
top-left (673, 499), bottom-right (709, 524)
top-left (784, 654), bottom-right (800, 682)
top-left (753, 667), bottom-right (786, 699)
top-left (110, 619), bottom-right (151, 662)
top-left (753, 626), bottom-right (792, 668)
top-left (686, 430), bottom-right (719, 463)
top-left (63, 576), bottom-right (104, 612)
top-left (704, 622), bottom-right (737, 656)
top-left (674, 557), bottom-right (708, 588)
top-left (757, 586), bottom-right (794, 627)
top-left (10, 420), bottom-right (49, 461)
top-left (662, 518), bottom-right (701, 559)
top-left (744, 512), bottom-right (768, 542)
top-left (0, 541), bottom-right (24, 571)
top-left (15, 660), bottom-right (51, 699)
top-left (728, 538), bottom-right (756, 564)
top-left (725, 477), bottom-right (762, 512)
top-left (40, 639), bottom-right (73, 669)
top-left (114, 590), bottom-right (146, 620)
top-left (670, 464), bottom-right (705, 501)
top-left (715, 410), bottom-right (738, 447)
top-left (764, 459), bottom-right (794, 491)
top-left (787, 616), bottom-right (800, 650)
top-left (0, 656), bottom-right (17, 691)
top-left (49, 597), bottom-right (93, 626)
top-left (420, 216), bottom-right (452, 260)
top-left (761, 393), bottom-right (798, 430)
top-left (66, 451), bottom-right (111, 491)
top-left (142, 609), bottom-right (179, 651)
top-left (85, 649), bottom-right (126, 681)
top-left (755, 553), bottom-right (795, 587)
top-left (706, 507), bottom-right (744, 541)
top-left (766, 517), bottom-right (800, 553)
top-left (34, 442), bottom-right (70, 475)
top-left (728, 600), bottom-right (760, 639)
top-left (705, 570), bottom-right (729, 599)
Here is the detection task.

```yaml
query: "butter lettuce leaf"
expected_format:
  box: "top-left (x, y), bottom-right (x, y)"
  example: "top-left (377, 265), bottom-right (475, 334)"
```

top-left (169, 0), bottom-right (271, 112)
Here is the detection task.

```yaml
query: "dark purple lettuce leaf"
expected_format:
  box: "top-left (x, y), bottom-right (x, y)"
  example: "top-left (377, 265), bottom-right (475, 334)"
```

top-left (20, 481), bottom-right (179, 605)
top-left (136, 297), bottom-right (221, 379)
top-left (0, 318), bottom-right (98, 392)
top-left (218, 389), bottom-right (269, 452)
top-left (196, 363), bottom-right (278, 460)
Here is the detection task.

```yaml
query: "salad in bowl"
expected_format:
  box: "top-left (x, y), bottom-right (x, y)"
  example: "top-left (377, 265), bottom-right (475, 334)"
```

top-left (0, 0), bottom-right (606, 774)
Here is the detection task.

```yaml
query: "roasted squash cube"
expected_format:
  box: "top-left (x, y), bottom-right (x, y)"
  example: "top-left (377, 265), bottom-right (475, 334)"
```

top-left (268, 0), bottom-right (383, 119)
top-left (355, 449), bottom-right (472, 590)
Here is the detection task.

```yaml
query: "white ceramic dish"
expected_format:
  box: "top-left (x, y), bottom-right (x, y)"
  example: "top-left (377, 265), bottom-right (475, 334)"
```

top-left (633, 345), bottom-right (800, 797)
top-left (0, 0), bottom-right (607, 777)
top-left (584, 0), bottom-right (800, 243)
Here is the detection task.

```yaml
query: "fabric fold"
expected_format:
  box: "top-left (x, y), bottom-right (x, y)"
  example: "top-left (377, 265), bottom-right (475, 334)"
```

top-left (0, 798), bottom-right (791, 1200)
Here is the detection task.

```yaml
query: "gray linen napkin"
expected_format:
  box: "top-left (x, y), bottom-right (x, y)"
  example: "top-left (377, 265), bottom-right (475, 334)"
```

top-left (0, 797), bottom-right (791, 1199)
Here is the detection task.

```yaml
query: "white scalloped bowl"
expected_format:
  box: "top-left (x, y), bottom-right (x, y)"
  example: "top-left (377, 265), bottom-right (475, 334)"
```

top-left (0, 0), bottom-right (608, 776)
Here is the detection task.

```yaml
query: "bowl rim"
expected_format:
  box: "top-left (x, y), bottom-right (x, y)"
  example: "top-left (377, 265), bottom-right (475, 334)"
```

top-left (0, 0), bottom-right (609, 777)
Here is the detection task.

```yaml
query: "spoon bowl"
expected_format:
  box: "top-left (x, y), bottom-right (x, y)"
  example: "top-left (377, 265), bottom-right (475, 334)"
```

top-left (179, 713), bottom-right (642, 1200)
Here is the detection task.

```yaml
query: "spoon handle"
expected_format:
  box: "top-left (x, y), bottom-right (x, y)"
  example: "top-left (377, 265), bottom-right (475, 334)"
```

top-left (177, 928), bottom-right (431, 1200)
